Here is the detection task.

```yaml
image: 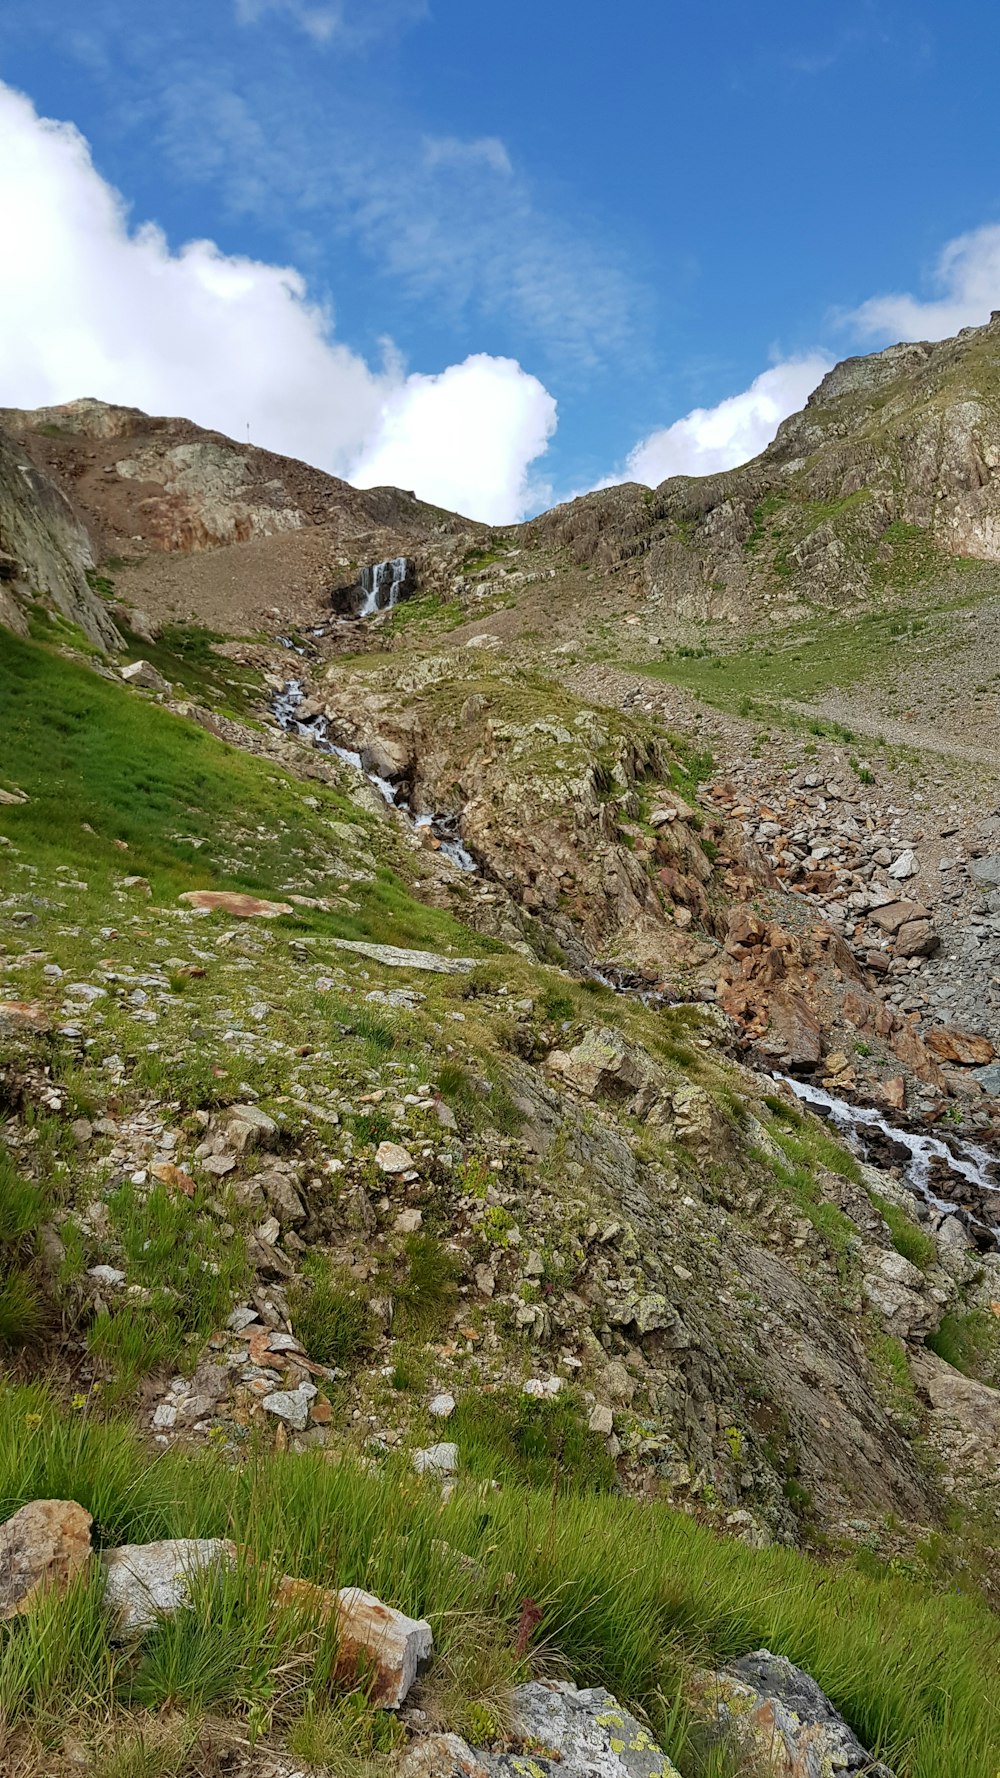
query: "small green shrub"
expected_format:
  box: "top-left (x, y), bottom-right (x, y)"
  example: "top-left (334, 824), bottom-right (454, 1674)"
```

top-left (290, 1264), bottom-right (376, 1369)
top-left (393, 1233), bottom-right (460, 1338)
top-left (870, 1194), bottom-right (935, 1271)
top-left (926, 1311), bottom-right (999, 1382)
top-left (451, 1387), bottom-right (618, 1494)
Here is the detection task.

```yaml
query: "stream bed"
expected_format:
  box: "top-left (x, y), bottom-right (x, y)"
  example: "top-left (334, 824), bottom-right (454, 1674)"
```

top-left (271, 678), bottom-right (476, 873)
top-left (779, 1073), bottom-right (1000, 1241)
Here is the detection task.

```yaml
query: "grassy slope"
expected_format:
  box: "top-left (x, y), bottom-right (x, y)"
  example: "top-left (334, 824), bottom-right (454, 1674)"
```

top-left (2, 632), bottom-right (1000, 1774)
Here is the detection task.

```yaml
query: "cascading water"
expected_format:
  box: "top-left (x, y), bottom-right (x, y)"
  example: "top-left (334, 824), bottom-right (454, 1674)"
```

top-left (270, 679), bottom-right (476, 872)
top-left (778, 1073), bottom-right (1000, 1236)
top-left (358, 557), bottom-right (410, 617)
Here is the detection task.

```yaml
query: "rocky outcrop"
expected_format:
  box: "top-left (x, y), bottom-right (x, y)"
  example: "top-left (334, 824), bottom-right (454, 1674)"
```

top-left (0, 422), bottom-right (120, 649)
top-left (527, 312), bottom-right (1000, 625)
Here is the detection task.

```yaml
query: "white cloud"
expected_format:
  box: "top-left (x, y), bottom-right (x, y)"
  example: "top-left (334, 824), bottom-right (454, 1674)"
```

top-left (848, 224), bottom-right (1000, 342)
top-left (352, 355), bottom-right (557, 523)
top-left (0, 81), bottom-right (556, 522)
top-left (611, 355), bottom-right (832, 488)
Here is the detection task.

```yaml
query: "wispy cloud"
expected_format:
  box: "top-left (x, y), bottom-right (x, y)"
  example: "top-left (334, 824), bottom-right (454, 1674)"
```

top-left (150, 70), bottom-right (642, 372)
top-left (233, 0), bottom-right (429, 50)
top-left (421, 134), bottom-right (513, 177)
top-left (846, 223), bottom-right (1000, 342)
top-left (6, 0), bottom-right (648, 374)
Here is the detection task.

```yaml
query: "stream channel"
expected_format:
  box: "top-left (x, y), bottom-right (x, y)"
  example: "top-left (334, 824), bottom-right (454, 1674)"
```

top-left (779, 1074), bottom-right (1000, 1244)
top-left (271, 676), bottom-right (476, 874)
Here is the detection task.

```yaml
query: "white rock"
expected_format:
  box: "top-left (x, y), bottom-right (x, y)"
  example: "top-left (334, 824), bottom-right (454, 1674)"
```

top-left (336, 1586), bottom-right (433, 1708)
top-left (262, 1384), bottom-right (317, 1432)
top-left (120, 659), bottom-right (170, 693)
top-left (102, 1538), bottom-right (235, 1638)
top-left (888, 849), bottom-right (919, 880)
top-left (429, 1393), bottom-right (456, 1419)
top-left (88, 1265), bottom-right (125, 1286)
top-left (588, 1404), bottom-right (615, 1436)
top-left (412, 1442), bottom-right (458, 1477)
top-left (152, 1403), bottom-right (178, 1429)
top-left (375, 1141), bottom-right (416, 1174)
top-left (394, 1207), bottom-right (423, 1233)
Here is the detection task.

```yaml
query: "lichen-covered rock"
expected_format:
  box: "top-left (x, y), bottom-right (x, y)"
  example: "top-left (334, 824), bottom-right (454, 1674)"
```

top-left (478, 1679), bottom-right (679, 1776)
top-left (102, 1537), bottom-right (236, 1638)
top-left (692, 1649), bottom-right (895, 1777)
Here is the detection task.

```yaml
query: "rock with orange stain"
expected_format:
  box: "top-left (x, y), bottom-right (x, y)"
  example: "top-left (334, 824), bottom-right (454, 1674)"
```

top-left (178, 891), bottom-right (292, 918)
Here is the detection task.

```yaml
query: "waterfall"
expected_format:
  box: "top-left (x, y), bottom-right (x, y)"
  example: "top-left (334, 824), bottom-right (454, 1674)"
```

top-left (358, 557), bottom-right (410, 617)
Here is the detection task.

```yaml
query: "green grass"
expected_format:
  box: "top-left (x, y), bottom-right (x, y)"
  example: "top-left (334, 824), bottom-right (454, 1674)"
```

top-left (450, 1387), bottom-right (618, 1493)
top-left (0, 629), bottom-right (498, 955)
top-left (391, 1232), bottom-right (460, 1339)
top-left (0, 1145), bottom-right (48, 1350)
top-left (85, 1181), bottom-right (252, 1387)
top-left (926, 1310), bottom-right (1000, 1383)
top-left (870, 1194), bottom-right (936, 1271)
top-left (289, 1261), bottom-right (377, 1369)
top-left (2, 1382), bottom-right (1000, 1777)
top-left (629, 586), bottom-right (999, 721)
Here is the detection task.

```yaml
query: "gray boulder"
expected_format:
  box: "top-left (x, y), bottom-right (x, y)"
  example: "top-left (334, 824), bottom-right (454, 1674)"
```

top-left (102, 1537), bottom-right (236, 1638)
top-left (694, 1649), bottom-right (895, 1777)
top-left (481, 1680), bottom-right (679, 1776)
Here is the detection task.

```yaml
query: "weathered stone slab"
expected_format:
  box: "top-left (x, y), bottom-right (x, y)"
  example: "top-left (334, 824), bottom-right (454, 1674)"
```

top-left (330, 938), bottom-right (477, 973)
top-left (102, 1537), bottom-right (236, 1637)
top-left (179, 891), bottom-right (292, 918)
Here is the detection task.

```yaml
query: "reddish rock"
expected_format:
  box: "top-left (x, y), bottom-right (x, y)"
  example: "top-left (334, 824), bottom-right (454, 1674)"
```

top-left (763, 989), bottom-right (823, 1069)
top-left (869, 901), bottom-right (931, 935)
top-left (894, 919), bottom-right (940, 959)
top-left (0, 1001), bottom-right (50, 1034)
top-left (925, 1028), bottom-right (995, 1067)
top-left (0, 1500), bottom-right (93, 1619)
top-left (178, 891), bottom-right (293, 919)
top-left (880, 1076), bottom-right (907, 1111)
top-left (725, 907), bottom-right (768, 953)
top-left (275, 1576), bottom-right (432, 1707)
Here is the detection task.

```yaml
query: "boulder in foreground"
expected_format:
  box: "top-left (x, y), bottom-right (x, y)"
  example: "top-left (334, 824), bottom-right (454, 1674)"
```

top-left (0, 1499), bottom-right (93, 1620)
top-left (102, 1537), bottom-right (236, 1638)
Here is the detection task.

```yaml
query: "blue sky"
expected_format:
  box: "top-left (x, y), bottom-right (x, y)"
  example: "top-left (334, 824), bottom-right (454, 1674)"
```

top-left (2, 0), bottom-right (999, 519)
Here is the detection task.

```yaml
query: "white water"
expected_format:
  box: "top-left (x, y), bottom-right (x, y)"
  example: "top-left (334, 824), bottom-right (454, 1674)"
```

top-left (778, 1073), bottom-right (999, 1215)
top-left (271, 679), bottom-right (476, 873)
top-left (358, 557), bottom-right (409, 618)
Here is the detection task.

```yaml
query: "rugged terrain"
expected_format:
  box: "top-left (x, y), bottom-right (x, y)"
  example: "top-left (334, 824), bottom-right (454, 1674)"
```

top-left (2, 319), bottom-right (1000, 1777)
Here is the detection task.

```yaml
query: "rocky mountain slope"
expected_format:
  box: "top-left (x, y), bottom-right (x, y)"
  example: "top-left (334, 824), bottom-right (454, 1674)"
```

top-left (3, 320), bottom-right (1000, 1778)
top-left (531, 309), bottom-right (1000, 626)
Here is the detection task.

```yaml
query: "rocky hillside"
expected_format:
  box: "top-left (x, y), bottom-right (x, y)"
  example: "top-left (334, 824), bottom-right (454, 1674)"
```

top-left (0, 397), bottom-right (481, 639)
top-left (530, 310), bottom-right (1000, 624)
top-left (3, 324), bottom-right (1000, 1777)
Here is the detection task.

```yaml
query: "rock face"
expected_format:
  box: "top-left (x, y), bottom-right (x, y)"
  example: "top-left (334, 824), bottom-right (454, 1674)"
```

top-left (101, 1537), bottom-right (236, 1638)
top-left (0, 422), bottom-right (120, 649)
top-left (694, 1650), bottom-right (895, 1778)
top-left (0, 1499), bottom-right (93, 1619)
